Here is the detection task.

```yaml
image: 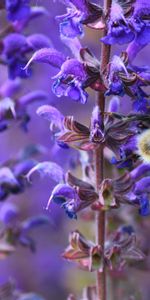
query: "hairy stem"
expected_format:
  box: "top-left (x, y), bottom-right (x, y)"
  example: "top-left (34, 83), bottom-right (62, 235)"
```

top-left (95, 0), bottom-right (112, 300)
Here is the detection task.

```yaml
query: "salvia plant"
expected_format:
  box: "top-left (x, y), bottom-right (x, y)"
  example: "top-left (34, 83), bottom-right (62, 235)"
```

top-left (1, 0), bottom-right (150, 299)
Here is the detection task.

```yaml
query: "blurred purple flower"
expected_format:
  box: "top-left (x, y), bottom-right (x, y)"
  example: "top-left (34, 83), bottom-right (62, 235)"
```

top-left (6, 0), bottom-right (31, 22)
top-left (24, 47), bottom-right (89, 103)
top-left (3, 33), bottom-right (52, 79)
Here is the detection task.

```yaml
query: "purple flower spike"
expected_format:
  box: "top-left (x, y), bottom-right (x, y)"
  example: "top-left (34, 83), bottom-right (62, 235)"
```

top-left (18, 90), bottom-right (48, 107)
top-left (0, 203), bottom-right (19, 224)
top-left (139, 195), bottom-right (150, 216)
top-left (0, 79), bottom-right (21, 98)
top-left (26, 34), bottom-right (52, 51)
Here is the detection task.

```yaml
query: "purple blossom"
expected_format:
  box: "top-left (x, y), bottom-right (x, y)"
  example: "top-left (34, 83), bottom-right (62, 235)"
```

top-left (36, 105), bottom-right (64, 134)
top-left (25, 47), bottom-right (89, 103)
top-left (46, 172), bottom-right (98, 219)
top-left (0, 85), bottom-right (48, 132)
top-left (56, 0), bottom-right (103, 38)
top-left (101, 1), bottom-right (134, 45)
top-left (47, 183), bottom-right (80, 219)
top-left (3, 33), bottom-right (52, 79)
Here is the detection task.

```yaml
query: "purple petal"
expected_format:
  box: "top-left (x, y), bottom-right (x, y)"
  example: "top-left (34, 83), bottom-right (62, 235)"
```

top-left (133, 0), bottom-right (150, 17)
top-left (0, 203), bottom-right (19, 224)
top-left (134, 177), bottom-right (150, 194)
top-left (26, 161), bottom-right (65, 183)
top-left (0, 167), bottom-right (19, 188)
top-left (108, 97), bottom-right (120, 113)
top-left (36, 105), bottom-right (64, 131)
top-left (130, 164), bottom-right (150, 180)
top-left (13, 6), bottom-right (49, 32)
top-left (0, 79), bottom-right (21, 97)
top-left (46, 183), bottom-right (76, 210)
top-left (66, 81), bottom-right (88, 104)
top-left (139, 196), bottom-right (150, 216)
top-left (53, 58), bottom-right (86, 80)
top-left (27, 34), bottom-right (52, 50)
top-left (17, 90), bottom-right (48, 107)
top-left (13, 159), bottom-right (36, 178)
top-left (6, 0), bottom-right (30, 22)
top-left (24, 48), bottom-right (66, 70)
top-left (66, 0), bottom-right (88, 12)
top-left (3, 33), bottom-right (27, 55)
top-left (127, 41), bottom-right (146, 62)
top-left (59, 17), bottom-right (83, 39)
top-left (101, 31), bottom-right (134, 45)
top-left (21, 216), bottom-right (50, 231)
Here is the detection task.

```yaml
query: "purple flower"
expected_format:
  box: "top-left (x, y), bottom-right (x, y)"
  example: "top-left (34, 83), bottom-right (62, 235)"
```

top-left (6, 0), bottom-right (31, 22)
top-left (3, 33), bottom-right (51, 79)
top-left (36, 105), bottom-right (64, 134)
top-left (25, 47), bottom-right (89, 103)
top-left (48, 183), bottom-right (80, 219)
top-left (0, 84), bottom-right (48, 132)
top-left (52, 58), bottom-right (88, 103)
top-left (47, 172), bottom-right (98, 219)
top-left (105, 54), bottom-right (150, 104)
top-left (25, 43), bottom-right (107, 103)
top-left (101, 1), bottom-right (134, 45)
top-left (56, 0), bottom-right (103, 38)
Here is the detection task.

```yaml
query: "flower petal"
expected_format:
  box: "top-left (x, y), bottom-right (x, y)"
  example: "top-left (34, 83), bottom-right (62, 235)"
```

top-left (36, 105), bottom-right (64, 132)
top-left (26, 161), bottom-right (64, 183)
top-left (24, 48), bottom-right (66, 70)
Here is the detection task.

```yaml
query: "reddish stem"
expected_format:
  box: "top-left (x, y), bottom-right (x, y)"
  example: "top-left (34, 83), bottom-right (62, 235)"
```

top-left (95, 0), bottom-right (112, 299)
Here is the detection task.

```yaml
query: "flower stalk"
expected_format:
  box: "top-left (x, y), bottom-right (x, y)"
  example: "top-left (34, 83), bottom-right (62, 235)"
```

top-left (95, 1), bottom-right (112, 299)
